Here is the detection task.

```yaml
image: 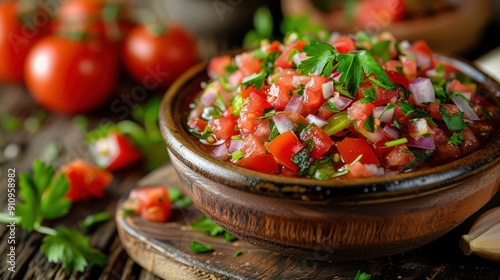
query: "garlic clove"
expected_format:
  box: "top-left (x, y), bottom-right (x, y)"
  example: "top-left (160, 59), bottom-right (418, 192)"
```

top-left (460, 206), bottom-right (500, 262)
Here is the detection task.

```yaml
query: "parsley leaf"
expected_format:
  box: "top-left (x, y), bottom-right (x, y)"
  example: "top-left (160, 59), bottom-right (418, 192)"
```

top-left (355, 50), bottom-right (394, 89)
top-left (354, 271), bottom-right (372, 280)
top-left (79, 212), bottom-right (111, 230)
top-left (298, 42), bottom-right (338, 77)
top-left (41, 226), bottom-right (107, 275)
top-left (189, 215), bottom-right (225, 237)
top-left (242, 70), bottom-right (266, 90)
top-left (337, 53), bottom-right (363, 94)
top-left (18, 160), bottom-right (71, 231)
top-left (189, 241), bottom-right (214, 253)
top-left (439, 106), bottom-right (468, 131)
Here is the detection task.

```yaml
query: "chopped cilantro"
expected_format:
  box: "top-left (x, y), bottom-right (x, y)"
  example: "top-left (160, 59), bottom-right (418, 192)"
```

top-left (234, 250), bottom-right (242, 257)
top-left (370, 40), bottom-right (391, 62)
top-left (399, 100), bottom-right (415, 116)
top-left (268, 120), bottom-right (280, 141)
top-left (324, 100), bottom-right (340, 112)
top-left (360, 88), bottom-right (377, 104)
top-left (257, 108), bottom-right (276, 120)
top-left (224, 231), bottom-right (236, 242)
top-left (363, 113), bottom-right (375, 133)
top-left (448, 131), bottom-right (464, 146)
top-left (189, 215), bottom-right (224, 237)
top-left (354, 271), bottom-right (372, 280)
top-left (242, 70), bottom-right (266, 90)
top-left (439, 106), bottom-right (468, 131)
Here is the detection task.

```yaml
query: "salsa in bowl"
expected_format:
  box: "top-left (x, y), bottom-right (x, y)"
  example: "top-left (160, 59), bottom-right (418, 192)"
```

top-left (159, 31), bottom-right (499, 260)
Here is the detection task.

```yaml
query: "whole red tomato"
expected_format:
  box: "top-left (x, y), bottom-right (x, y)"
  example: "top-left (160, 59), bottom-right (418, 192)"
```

top-left (122, 23), bottom-right (199, 89)
top-left (25, 35), bottom-right (118, 114)
top-left (0, 1), bottom-right (51, 84)
top-left (56, 0), bottom-right (135, 42)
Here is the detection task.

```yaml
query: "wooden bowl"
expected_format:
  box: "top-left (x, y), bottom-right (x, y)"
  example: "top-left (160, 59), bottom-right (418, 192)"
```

top-left (159, 58), bottom-right (500, 260)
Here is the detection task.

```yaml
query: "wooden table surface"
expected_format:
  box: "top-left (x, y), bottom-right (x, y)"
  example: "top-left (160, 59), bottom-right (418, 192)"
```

top-left (1, 23), bottom-right (500, 279)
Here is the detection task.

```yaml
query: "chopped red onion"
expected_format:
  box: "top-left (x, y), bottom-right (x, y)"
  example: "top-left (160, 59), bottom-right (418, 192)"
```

top-left (322, 81), bottom-right (334, 99)
top-left (407, 136), bottom-right (435, 150)
top-left (330, 71), bottom-right (341, 81)
top-left (291, 75), bottom-right (310, 88)
top-left (284, 95), bottom-right (303, 113)
top-left (329, 92), bottom-right (353, 111)
top-left (273, 114), bottom-right (295, 134)
top-left (212, 144), bottom-right (229, 160)
top-left (292, 52), bottom-right (308, 66)
top-left (306, 114), bottom-right (327, 127)
top-left (373, 105), bottom-right (394, 123)
top-left (410, 77), bottom-right (435, 105)
top-left (200, 88), bottom-right (217, 105)
top-left (451, 95), bottom-right (480, 120)
top-left (364, 164), bottom-right (385, 177)
top-left (383, 125), bottom-right (400, 139)
top-left (413, 51), bottom-right (432, 68)
top-left (228, 139), bottom-right (243, 153)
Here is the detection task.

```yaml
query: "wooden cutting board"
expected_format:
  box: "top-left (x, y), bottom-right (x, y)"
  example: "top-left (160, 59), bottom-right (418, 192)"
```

top-left (115, 165), bottom-right (500, 280)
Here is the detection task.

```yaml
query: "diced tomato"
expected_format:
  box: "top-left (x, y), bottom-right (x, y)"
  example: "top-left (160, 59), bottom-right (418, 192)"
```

top-left (400, 56), bottom-right (417, 81)
top-left (187, 117), bottom-right (208, 133)
top-left (236, 52), bottom-right (262, 77)
top-left (303, 75), bottom-right (329, 114)
top-left (275, 40), bottom-right (307, 69)
top-left (435, 142), bottom-right (461, 161)
top-left (60, 159), bottom-right (113, 201)
top-left (387, 70), bottom-right (410, 89)
top-left (393, 103), bottom-right (412, 123)
top-left (89, 132), bottom-right (142, 171)
top-left (330, 36), bottom-right (356, 54)
top-left (384, 144), bottom-right (415, 170)
top-left (336, 138), bottom-right (380, 165)
top-left (411, 40), bottom-right (433, 59)
top-left (236, 154), bottom-right (280, 174)
top-left (240, 134), bottom-right (266, 157)
top-left (208, 115), bottom-right (238, 140)
top-left (208, 55), bottom-right (232, 78)
top-left (384, 60), bottom-right (403, 73)
top-left (300, 124), bottom-right (334, 159)
top-left (430, 126), bottom-right (447, 143)
top-left (130, 186), bottom-right (171, 223)
top-left (425, 102), bottom-right (460, 120)
top-left (459, 127), bottom-right (480, 154)
top-left (238, 91), bottom-right (273, 135)
top-left (267, 83), bottom-right (291, 110)
top-left (267, 131), bottom-right (305, 171)
top-left (347, 101), bottom-right (375, 126)
top-left (448, 79), bottom-right (474, 97)
top-left (254, 121), bottom-right (271, 142)
top-left (266, 41), bottom-right (282, 53)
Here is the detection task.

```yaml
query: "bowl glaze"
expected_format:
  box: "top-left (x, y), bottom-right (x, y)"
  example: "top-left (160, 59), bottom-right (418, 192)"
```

top-left (159, 57), bottom-right (500, 260)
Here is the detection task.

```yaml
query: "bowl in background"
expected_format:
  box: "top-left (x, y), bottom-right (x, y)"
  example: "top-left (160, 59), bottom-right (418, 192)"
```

top-left (159, 57), bottom-right (500, 260)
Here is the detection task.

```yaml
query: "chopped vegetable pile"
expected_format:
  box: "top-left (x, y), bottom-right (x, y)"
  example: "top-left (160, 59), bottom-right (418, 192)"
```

top-left (187, 31), bottom-right (498, 179)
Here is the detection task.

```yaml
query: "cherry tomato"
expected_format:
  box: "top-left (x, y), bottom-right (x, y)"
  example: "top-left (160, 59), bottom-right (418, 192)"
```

top-left (60, 159), bottom-right (113, 201)
top-left (89, 131), bottom-right (142, 171)
top-left (25, 35), bottom-right (118, 114)
top-left (0, 1), bottom-right (50, 84)
top-left (122, 23), bottom-right (199, 89)
top-left (130, 186), bottom-right (172, 223)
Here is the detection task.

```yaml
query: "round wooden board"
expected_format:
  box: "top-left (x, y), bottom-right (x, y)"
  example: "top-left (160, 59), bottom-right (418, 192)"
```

top-left (116, 165), bottom-right (500, 280)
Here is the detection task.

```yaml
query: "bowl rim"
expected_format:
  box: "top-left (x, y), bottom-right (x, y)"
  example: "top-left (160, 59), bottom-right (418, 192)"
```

top-left (159, 55), bottom-right (500, 201)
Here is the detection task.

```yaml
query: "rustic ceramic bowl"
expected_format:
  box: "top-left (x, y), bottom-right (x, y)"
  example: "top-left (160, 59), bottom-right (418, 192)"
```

top-left (159, 57), bottom-right (500, 260)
